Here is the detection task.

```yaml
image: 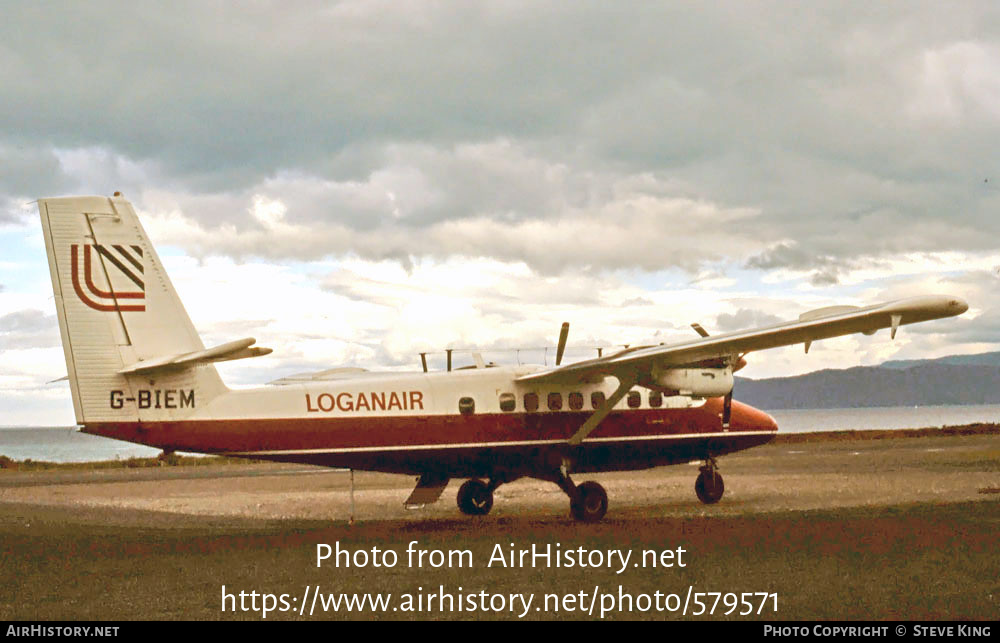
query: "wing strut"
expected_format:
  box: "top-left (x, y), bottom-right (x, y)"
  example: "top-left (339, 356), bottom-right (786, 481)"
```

top-left (567, 372), bottom-right (637, 445)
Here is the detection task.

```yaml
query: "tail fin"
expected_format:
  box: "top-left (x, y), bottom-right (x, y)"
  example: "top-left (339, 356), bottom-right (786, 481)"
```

top-left (39, 194), bottom-right (226, 425)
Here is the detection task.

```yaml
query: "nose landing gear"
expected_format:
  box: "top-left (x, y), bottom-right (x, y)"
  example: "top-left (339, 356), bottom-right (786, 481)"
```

top-left (571, 480), bottom-right (608, 522)
top-left (695, 457), bottom-right (725, 505)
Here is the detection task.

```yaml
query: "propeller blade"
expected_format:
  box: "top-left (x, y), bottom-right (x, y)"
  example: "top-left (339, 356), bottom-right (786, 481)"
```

top-left (555, 322), bottom-right (570, 366)
top-left (693, 321), bottom-right (749, 374)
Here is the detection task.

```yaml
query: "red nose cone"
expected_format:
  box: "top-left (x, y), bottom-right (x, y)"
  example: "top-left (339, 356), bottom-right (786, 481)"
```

top-left (729, 400), bottom-right (778, 433)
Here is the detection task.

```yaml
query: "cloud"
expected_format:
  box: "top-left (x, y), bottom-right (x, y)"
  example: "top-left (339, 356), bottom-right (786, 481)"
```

top-left (621, 297), bottom-right (655, 307)
top-left (2, 4), bottom-right (998, 274)
top-left (0, 309), bottom-right (60, 350)
top-left (3, 3), bottom-right (999, 423)
top-left (134, 147), bottom-right (772, 274)
top-left (0, 145), bottom-right (73, 201)
top-left (907, 41), bottom-right (1000, 126)
top-left (715, 308), bottom-right (784, 332)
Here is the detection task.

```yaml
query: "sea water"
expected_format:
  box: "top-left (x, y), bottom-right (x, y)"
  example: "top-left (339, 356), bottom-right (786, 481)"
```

top-left (767, 404), bottom-right (1000, 433)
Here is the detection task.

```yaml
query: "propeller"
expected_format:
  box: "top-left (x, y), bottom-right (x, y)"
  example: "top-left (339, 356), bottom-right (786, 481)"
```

top-left (722, 391), bottom-right (733, 427)
top-left (691, 321), bottom-right (744, 428)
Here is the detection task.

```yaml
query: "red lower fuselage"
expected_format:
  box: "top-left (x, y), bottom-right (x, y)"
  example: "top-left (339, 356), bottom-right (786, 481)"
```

top-left (82, 396), bottom-right (777, 478)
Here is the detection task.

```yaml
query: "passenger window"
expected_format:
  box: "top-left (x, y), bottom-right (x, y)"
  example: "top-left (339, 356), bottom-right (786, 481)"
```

top-left (548, 392), bottom-right (563, 411)
top-left (568, 392), bottom-right (583, 410)
top-left (627, 391), bottom-right (641, 409)
top-left (524, 392), bottom-right (539, 412)
top-left (459, 397), bottom-right (475, 415)
top-left (499, 393), bottom-right (516, 412)
top-left (591, 391), bottom-right (605, 409)
top-left (649, 391), bottom-right (662, 408)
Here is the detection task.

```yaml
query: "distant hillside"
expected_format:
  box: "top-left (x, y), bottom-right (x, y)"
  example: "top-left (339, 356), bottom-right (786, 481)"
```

top-left (881, 351), bottom-right (1000, 369)
top-left (735, 352), bottom-right (1000, 409)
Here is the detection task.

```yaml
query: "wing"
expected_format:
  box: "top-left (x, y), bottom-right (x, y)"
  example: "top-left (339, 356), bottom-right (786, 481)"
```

top-left (516, 295), bottom-right (968, 387)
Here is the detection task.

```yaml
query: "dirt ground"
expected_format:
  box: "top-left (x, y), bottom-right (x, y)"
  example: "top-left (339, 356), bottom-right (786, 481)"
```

top-left (1, 432), bottom-right (997, 621)
top-left (1, 433), bottom-right (996, 522)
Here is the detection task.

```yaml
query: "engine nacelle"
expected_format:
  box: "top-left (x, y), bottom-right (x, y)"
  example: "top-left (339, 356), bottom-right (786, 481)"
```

top-left (649, 365), bottom-right (734, 397)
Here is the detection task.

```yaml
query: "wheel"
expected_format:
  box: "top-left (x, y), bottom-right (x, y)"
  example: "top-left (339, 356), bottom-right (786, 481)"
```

top-left (571, 481), bottom-right (608, 522)
top-left (695, 469), bottom-right (725, 504)
top-left (457, 479), bottom-right (493, 516)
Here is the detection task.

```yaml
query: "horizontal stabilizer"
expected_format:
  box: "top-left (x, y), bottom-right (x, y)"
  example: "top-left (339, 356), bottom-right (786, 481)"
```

top-left (118, 337), bottom-right (271, 375)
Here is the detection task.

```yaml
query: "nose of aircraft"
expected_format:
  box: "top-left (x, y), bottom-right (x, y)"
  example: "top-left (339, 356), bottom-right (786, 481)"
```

top-left (950, 297), bottom-right (969, 315)
top-left (730, 400), bottom-right (779, 433)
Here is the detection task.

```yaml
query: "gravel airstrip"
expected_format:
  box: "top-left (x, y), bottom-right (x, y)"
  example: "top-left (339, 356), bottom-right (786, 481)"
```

top-left (1, 429), bottom-right (997, 620)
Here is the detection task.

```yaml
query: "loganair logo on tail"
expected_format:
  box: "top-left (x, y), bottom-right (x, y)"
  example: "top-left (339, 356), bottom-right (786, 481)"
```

top-left (70, 244), bottom-right (145, 312)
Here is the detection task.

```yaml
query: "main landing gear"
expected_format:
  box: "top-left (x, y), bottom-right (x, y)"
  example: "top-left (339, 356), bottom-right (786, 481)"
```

top-left (455, 470), bottom-right (609, 522)
top-left (456, 478), bottom-right (496, 516)
top-left (456, 458), bottom-right (725, 521)
top-left (695, 457), bottom-right (725, 505)
top-left (553, 463), bottom-right (608, 523)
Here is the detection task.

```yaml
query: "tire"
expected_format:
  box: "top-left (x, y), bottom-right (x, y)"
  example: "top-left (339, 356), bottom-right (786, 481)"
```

top-left (457, 479), bottom-right (493, 516)
top-left (571, 481), bottom-right (608, 522)
top-left (695, 470), bottom-right (725, 504)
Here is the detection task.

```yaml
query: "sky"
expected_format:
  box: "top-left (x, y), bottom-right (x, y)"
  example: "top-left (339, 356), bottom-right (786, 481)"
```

top-left (1, 1), bottom-right (999, 425)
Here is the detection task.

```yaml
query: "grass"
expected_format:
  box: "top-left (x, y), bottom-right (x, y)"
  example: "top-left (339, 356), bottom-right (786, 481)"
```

top-left (1, 426), bottom-right (997, 620)
top-left (0, 500), bottom-right (996, 620)
top-left (0, 453), bottom-right (261, 472)
top-left (771, 423), bottom-right (1000, 444)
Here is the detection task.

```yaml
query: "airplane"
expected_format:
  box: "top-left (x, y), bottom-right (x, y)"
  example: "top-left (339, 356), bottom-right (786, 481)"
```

top-left (37, 194), bottom-right (969, 522)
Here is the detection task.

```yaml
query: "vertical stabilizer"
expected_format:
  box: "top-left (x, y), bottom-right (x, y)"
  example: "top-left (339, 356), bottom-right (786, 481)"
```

top-left (39, 195), bottom-right (225, 425)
